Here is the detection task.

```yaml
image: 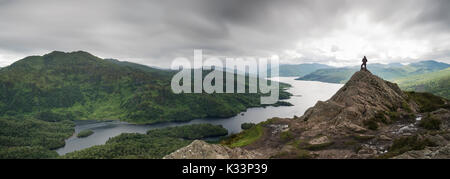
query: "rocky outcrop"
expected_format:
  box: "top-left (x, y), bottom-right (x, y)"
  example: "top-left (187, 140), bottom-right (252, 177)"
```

top-left (300, 70), bottom-right (413, 133)
top-left (163, 140), bottom-right (263, 159)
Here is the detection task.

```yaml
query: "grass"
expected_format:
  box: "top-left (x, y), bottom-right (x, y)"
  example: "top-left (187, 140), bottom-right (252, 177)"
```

top-left (221, 125), bottom-right (264, 148)
top-left (378, 135), bottom-right (436, 159)
top-left (401, 101), bottom-right (412, 113)
top-left (405, 91), bottom-right (448, 112)
top-left (291, 138), bottom-right (334, 151)
top-left (386, 111), bottom-right (400, 122)
top-left (280, 130), bottom-right (294, 142)
top-left (363, 109), bottom-right (404, 130)
top-left (418, 113), bottom-right (441, 130)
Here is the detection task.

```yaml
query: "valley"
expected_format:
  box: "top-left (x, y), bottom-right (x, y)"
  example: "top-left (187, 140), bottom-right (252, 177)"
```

top-left (0, 51), bottom-right (448, 159)
top-left (0, 51), bottom-right (291, 124)
top-left (55, 77), bottom-right (342, 155)
top-left (0, 51), bottom-right (290, 158)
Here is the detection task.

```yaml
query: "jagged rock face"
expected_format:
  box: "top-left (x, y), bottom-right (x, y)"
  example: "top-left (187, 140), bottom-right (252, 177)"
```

top-left (331, 70), bottom-right (407, 110)
top-left (163, 140), bottom-right (263, 159)
top-left (300, 70), bottom-right (412, 133)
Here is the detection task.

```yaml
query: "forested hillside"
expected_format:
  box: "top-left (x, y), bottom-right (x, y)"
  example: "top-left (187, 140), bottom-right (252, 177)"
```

top-left (0, 51), bottom-right (291, 124)
top-left (0, 116), bottom-right (74, 159)
top-left (395, 68), bottom-right (450, 99)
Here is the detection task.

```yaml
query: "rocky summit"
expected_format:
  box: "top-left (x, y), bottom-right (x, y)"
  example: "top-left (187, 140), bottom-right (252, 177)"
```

top-left (165, 70), bottom-right (450, 159)
top-left (299, 70), bottom-right (414, 136)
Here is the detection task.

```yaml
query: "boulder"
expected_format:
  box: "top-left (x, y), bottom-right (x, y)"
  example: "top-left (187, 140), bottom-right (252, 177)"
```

top-left (164, 140), bottom-right (264, 159)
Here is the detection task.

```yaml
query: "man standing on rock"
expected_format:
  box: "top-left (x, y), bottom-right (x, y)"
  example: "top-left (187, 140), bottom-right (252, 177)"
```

top-left (361, 56), bottom-right (368, 70)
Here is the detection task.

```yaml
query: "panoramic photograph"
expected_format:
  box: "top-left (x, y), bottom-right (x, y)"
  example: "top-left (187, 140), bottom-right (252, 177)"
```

top-left (1, 0), bottom-right (450, 174)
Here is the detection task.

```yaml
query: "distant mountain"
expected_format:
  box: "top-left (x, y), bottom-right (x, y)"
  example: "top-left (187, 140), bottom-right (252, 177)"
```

top-left (297, 60), bottom-right (450, 84)
top-left (0, 51), bottom-right (290, 124)
top-left (408, 60), bottom-right (450, 75)
top-left (272, 63), bottom-right (333, 77)
top-left (296, 68), bottom-right (356, 83)
top-left (395, 67), bottom-right (450, 99)
top-left (226, 63), bottom-right (332, 77)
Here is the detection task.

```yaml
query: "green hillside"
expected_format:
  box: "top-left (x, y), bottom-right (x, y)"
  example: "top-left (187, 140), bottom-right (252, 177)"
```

top-left (0, 51), bottom-right (290, 124)
top-left (395, 68), bottom-right (450, 99)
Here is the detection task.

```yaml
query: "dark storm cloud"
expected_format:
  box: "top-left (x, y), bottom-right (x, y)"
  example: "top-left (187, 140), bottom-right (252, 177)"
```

top-left (0, 0), bottom-right (449, 67)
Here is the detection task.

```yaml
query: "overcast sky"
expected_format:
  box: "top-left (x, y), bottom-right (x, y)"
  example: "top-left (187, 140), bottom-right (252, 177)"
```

top-left (0, 0), bottom-right (449, 67)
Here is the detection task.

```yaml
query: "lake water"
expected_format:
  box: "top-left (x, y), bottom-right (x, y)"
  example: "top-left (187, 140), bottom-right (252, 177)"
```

top-left (55, 77), bottom-right (343, 155)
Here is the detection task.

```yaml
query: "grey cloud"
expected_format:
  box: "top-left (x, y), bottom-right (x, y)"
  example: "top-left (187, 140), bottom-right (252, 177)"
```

top-left (0, 0), bottom-right (449, 67)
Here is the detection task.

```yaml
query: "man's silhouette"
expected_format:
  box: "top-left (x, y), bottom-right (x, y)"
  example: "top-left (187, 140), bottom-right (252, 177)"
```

top-left (361, 56), bottom-right (368, 70)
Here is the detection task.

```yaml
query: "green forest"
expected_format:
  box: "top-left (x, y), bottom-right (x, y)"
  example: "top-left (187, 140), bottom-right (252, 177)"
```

top-left (0, 116), bottom-right (74, 159)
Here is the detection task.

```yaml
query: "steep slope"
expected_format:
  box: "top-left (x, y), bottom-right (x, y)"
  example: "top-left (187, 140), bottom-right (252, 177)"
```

top-left (298, 70), bottom-right (412, 134)
top-left (395, 67), bottom-right (450, 99)
top-left (166, 70), bottom-right (450, 159)
top-left (0, 51), bottom-right (290, 124)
